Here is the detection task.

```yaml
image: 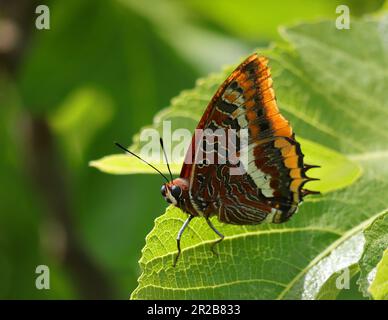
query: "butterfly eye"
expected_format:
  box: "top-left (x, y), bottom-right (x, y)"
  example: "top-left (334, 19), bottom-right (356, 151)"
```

top-left (170, 185), bottom-right (182, 199)
top-left (161, 185), bottom-right (167, 197)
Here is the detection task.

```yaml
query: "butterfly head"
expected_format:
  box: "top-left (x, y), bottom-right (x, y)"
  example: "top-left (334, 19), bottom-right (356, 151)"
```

top-left (161, 178), bottom-right (189, 206)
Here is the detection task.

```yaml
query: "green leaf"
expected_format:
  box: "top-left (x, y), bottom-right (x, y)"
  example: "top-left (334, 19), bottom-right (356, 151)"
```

top-left (358, 212), bottom-right (388, 297)
top-left (90, 154), bottom-right (181, 175)
top-left (369, 249), bottom-right (388, 300)
top-left (125, 15), bottom-right (388, 300)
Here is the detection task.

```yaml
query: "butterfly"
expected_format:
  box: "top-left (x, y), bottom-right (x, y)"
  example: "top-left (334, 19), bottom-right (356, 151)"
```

top-left (117, 53), bottom-right (319, 266)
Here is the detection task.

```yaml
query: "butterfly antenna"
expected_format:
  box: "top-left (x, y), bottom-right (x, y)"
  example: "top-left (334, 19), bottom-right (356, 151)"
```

top-left (159, 138), bottom-right (174, 182)
top-left (114, 142), bottom-right (170, 183)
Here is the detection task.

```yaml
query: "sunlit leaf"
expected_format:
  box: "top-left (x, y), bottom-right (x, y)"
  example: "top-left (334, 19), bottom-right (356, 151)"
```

top-left (90, 154), bottom-right (181, 175)
top-left (368, 249), bottom-right (388, 300)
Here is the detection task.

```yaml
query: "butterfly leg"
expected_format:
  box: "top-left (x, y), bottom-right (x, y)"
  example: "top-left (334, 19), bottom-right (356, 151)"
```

top-left (173, 215), bottom-right (194, 267)
top-left (205, 217), bottom-right (224, 256)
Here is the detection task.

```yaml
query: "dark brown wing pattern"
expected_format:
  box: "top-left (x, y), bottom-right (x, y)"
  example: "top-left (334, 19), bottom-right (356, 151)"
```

top-left (181, 53), bottom-right (318, 224)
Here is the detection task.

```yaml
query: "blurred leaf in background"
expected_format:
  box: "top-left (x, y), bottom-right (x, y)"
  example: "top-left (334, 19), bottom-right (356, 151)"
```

top-left (184, 0), bottom-right (386, 41)
top-left (49, 87), bottom-right (114, 165)
top-left (0, 0), bottom-right (386, 299)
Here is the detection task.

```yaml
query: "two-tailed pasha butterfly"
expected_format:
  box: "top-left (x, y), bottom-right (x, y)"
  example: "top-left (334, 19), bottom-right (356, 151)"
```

top-left (117, 53), bottom-right (319, 266)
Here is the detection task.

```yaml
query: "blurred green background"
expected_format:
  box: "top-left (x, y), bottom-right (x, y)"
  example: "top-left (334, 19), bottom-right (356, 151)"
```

top-left (0, 0), bottom-right (385, 299)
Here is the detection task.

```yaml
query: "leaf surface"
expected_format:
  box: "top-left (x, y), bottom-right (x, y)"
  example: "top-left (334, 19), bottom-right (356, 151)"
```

top-left (368, 249), bottom-right (388, 300)
top-left (358, 212), bottom-right (388, 297)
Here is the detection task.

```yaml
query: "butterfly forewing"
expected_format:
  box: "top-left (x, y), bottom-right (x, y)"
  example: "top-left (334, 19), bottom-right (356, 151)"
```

top-left (180, 53), bottom-right (316, 224)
